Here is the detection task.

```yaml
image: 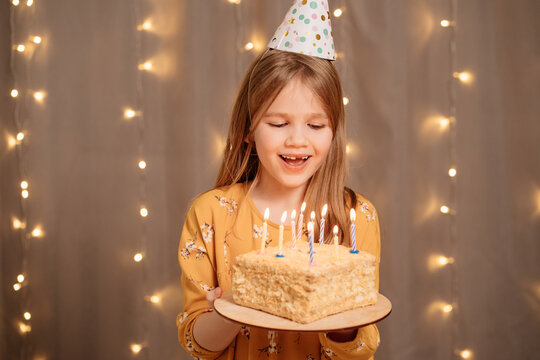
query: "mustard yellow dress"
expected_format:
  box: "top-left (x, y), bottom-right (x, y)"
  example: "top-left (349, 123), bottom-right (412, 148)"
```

top-left (177, 183), bottom-right (381, 359)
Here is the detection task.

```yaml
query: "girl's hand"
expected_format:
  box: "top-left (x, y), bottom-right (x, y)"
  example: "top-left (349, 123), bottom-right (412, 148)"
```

top-left (206, 287), bottom-right (223, 311)
top-left (327, 328), bottom-right (358, 342)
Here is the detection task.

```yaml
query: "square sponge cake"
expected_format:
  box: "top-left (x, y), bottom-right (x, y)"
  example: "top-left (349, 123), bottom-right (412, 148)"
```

top-left (232, 242), bottom-right (377, 324)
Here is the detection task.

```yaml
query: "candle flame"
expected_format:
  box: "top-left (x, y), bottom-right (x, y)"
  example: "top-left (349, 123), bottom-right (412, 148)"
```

top-left (264, 208), bottom-right (270, 220)
top-left (307, 221), bottom-right (313, 231)
top-left (350, 208), bottom-right (356, 221)
top-left (300, 202), bottom-right (306, 212)
top-left (310, 211), bottom-right (315, 221)
top-left (280, 211), bottom-right (288, 223)
top-left (333, 225), bottom-right (338, 235)
top-left (291, 209), bottom-right (296, 219)
top-left (321, 204), bottom-right (328, 217)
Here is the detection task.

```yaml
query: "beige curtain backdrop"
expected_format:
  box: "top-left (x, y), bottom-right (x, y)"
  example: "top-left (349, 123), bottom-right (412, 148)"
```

top-left (1, 0), bottom-right (539, 359)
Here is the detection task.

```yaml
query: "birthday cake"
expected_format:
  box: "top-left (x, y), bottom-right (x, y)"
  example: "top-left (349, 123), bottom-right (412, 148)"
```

top-left (232, 242), bottom-right (377, 323)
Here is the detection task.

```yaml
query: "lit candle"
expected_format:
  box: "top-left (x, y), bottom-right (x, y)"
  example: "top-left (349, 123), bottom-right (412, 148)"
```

top-left (290, 209), bottom-right (297, 248)
top-left (333, 225), bottom-right (339, 259)
top-left (319, 204), bottom-right (328, 245)
top-left (276, 211), bottom-right (287, 257)
top-left (307, 221), bottom-right (315, 265)
top-left (296, 202), bottom-right (306, 242)
top-left (350, 208), bottom-right (359, 253)
top-left (260, 208), bottom-right (269, 253)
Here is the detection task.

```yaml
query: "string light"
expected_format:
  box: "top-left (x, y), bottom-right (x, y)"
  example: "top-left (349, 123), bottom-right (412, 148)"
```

top-left (149, 295), bottom-right (160, 304)
top-left (437, 256), bottom-right (454, 266)
top-left (33, 91), bottom-right (45, 102)
top-left (20, 180), bottom-right (28, 189)
top-left (440, 205), bottom-right (450, 214)
top-left (23, 312), bottom-right (31, 320)
top-left (453, 71), bottom-right (473, 83)
top-left (130, 344), bottom-right (143, 354)
top-left (124, 108), bottom-right (137, 119)
top-left (138, 61), bottom-right (153, 70)
top-left (17, 274), bottom-right (25, 282)
top-left (12, 0), bottom-right (20, 6)
top-left (26, 0), bottom-right (33, 6)
top-left (16, 44), bottom-right (25, 52)
top-left (244, 42), bottom-right (254, 51)
top-left (11, 89), bottom-right (19, 97)
top-left (18, 322), bottom-right (31, 334)
top-left (459, 349), bottom-right (473, 359)
top-left (137, 20), bottom-right (153, 31)
top-left (227, 0), bottom-right (241, 4)
top-left (134, 253), bottom-right (144, 262)
top-left (13, 283), bottom-right (22, 291)
top-left (139, 207), bottom-right (148, 217)
top-left (31, 227), bottom-right (43, 237)
top-left (32, 36), bottom-right (42, 44)
top-left (12, 218), bottom-right (25, 229)
top-left (138, 160), bottom-right (147, 169)
top-left (342, 96), bottom-right (349, 105)
top-left (21, 189), bottom-right (29, 198)
top-left (442, 304), bottom-right (453, 313)
top-left (17, 132), bottom-right (24, 141)
top-left (333, 8), bottom-right (343, 17)
top-left (448, 168), bottom-right (457, 177)
top-left (440, 19), bottom-right (455, 27)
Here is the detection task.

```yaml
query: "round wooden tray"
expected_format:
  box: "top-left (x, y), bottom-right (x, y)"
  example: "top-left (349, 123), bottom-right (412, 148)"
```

top-left (214, 290), bottom-right (392, 332)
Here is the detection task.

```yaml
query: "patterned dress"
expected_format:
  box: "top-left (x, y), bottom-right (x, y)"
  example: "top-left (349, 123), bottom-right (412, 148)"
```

top-left (177, 183), bottom-right (381, 359)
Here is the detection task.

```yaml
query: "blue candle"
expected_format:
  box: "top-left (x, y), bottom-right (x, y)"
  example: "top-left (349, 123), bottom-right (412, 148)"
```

top-left (308, 221), bottom-right (315, 265)
top-left (350, 208), bottom-right (359, 254)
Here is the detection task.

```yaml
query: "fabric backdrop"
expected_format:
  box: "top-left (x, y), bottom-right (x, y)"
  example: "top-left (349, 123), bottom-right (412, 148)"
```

top-left (1, 0), bottom-right (539, 359)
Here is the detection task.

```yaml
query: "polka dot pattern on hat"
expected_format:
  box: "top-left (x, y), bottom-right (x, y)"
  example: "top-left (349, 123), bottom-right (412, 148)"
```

top-left (267, 0), bottom-right (335, 60)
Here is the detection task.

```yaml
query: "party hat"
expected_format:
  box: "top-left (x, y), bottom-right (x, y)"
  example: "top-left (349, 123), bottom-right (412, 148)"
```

top-left (268, 0), bottom-right (335, 61)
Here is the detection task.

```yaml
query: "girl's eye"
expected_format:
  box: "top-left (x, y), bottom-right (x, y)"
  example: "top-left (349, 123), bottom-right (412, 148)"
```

top-left (269, 123), bottom-right (287, 128)
top-left (308, 124), bottom-right (326, 130)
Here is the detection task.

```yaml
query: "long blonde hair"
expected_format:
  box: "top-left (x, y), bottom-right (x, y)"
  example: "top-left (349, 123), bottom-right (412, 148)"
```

top-left (215, 50), bottom-right (357, 245)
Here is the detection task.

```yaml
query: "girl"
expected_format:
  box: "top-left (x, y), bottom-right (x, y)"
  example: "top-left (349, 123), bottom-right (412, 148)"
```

top-left (177, 3), bottom-right (381, 359)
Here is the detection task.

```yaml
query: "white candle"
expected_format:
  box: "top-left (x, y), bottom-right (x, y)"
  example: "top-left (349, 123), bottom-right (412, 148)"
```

top-left (350, 208), bottom-right (358, 253)
top-left (290, 209), bottom-right (297, 248)
top-left (278, 211), bottom-right (287, 255)
top-left (260, 208), bottom-right (269, 253)
top-left (296, 202), bottom-right (306, 242)
top-left (333, 225), bottom-right (339, 259)
top-left (319, 204), bottom-right (328, 245)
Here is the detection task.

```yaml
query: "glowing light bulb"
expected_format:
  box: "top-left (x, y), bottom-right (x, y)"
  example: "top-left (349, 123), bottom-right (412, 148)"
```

top-left (138, 61), bottom-right (152, 70)
top-left (26, 0), bottom-right (33, 6)
top-left (18, 322), bottom-right (31, 333)
top-left (440, 205), bottom-right (450, 214)
top-left (23, 312), bottom-right (31, 320)
top-left (437, 256), bottom-right (454, 266)
top-left (134, 253), bottom-right (143, 262)
top-left (12, 218), bottom-right (25, 229)
top-left (21, 190), bottom-right (29, 199)
top-left (8, 137), bottom-right (17, 148)
top-left (333, 8), bottom-right (343, 17)
top-left (33, 91), bottom-right (45, 102)
top-left (453, 71), bottom-right (472, 83)
top-left (21, 180), bottom-right (28, 189)
top-left (150, 295), bottom-right (160, 303)
top-left (138, 160), bottom-right (146, 169)
top-left (32, 36), bottom-right (42, 44)
top-left (244, 42), bottom-right (254, 51)
top-left (439, 117), bottom-right (450, 128)
top-left (440, 19), bottom-right (451, 27)
top-left (17, 132), bottom-right (24, 141)
top-left (138, 20), bottom-right (153, 31)
top-left (346, 144), bottom-right (351, 154)
top-left (140, 207), bottom-right (148, 217)
top-left (11, 89), bottom-right (19, 97)
top-left (124, 109), bottom-right (136, 119)
top-left (448, 168), bottom-right (457, 177)
top-left (342, 97), bottom-right (349, 105)
top-left (459, 349), bottom-right (472, 359)
top-left (442, 304), bottom-right (453, 313)
top-left (17, 44), bottom-right (25, 52)
top-left (17, 274), bottom-right (25, 282)
top-left (13, 283), bottom-right (22, 291)
top-left (131, 344), bottom-right (142, 354)
top-left (228, 0), bottom-right (241, 4)
top-left (32, 227), bottom-right (42, 237)
top-left (12, 0), bottom-right (20, 6)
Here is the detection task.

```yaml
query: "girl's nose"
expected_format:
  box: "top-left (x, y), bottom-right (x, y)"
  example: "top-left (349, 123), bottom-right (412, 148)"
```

top-left (284, 124), bottom-right (309, 147)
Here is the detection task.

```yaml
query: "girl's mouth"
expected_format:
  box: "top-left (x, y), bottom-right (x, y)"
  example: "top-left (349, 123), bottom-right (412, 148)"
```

top-left (279, 155), bottom-right (311, 167)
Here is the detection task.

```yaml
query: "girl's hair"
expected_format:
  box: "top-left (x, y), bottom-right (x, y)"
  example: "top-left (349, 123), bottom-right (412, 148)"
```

top-left (215, 49), bottom-right (357, 245)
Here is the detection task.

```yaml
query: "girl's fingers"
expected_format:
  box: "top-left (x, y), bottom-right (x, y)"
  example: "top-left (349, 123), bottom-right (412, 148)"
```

top-left (206, 287), bottom-right (223, 310)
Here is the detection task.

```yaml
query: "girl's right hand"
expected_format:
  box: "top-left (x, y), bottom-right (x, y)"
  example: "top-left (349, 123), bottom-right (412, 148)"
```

top-left (206, 287), bottom-right (223, 311)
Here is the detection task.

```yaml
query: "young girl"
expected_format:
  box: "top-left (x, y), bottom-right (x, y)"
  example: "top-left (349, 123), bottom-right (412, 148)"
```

top-left (177, 2), bottom-right (381, 359)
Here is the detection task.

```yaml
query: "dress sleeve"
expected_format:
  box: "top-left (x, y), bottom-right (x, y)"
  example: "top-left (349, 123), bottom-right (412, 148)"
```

top-left (318, 198), bottom-right (382, 359)
top-left (176, 199), bottom-right (225, 359)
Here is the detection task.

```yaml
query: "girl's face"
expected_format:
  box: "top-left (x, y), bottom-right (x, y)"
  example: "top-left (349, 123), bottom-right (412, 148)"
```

top-left (252, 77), bottom-right (333, 192)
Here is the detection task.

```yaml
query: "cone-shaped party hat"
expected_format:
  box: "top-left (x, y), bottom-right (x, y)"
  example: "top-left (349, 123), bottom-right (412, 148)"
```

top-left (268, 0), bottom-right (335, 60)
